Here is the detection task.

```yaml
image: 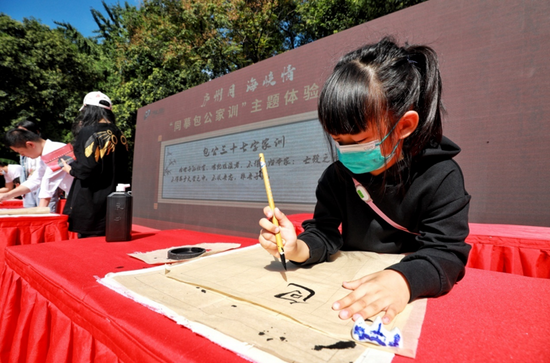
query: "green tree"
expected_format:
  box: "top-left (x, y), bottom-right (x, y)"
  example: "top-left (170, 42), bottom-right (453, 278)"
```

top-left (223, 0), bottom-right (301, 66)
top-left (89, 0), bottom-right (302, 171)
top-left (0, 14), bottom-right (106, 158)
top-left (295, 0), bottom-right (427, 43)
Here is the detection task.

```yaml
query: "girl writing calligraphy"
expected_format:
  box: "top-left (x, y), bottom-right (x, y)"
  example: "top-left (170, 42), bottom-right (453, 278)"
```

top-left (259, 37), bottom-right (471, 324)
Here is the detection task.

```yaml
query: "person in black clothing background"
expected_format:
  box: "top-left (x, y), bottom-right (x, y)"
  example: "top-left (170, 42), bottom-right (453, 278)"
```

top-left (259, 37), bottom-right (470, 325)
top-left (61, 91), bottom-right (129, 238)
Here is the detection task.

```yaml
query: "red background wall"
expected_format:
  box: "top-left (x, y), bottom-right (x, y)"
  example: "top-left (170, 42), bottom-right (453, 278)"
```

top-left (132, 0), bottom-right (550, 237)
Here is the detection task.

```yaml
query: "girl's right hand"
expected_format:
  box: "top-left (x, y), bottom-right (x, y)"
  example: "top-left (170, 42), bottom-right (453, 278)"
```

top-left (258, 207), bottom-right (298, 258)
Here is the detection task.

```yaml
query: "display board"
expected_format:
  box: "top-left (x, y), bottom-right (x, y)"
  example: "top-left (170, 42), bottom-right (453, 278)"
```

top-left (159, 115), bottom-right (331, 206)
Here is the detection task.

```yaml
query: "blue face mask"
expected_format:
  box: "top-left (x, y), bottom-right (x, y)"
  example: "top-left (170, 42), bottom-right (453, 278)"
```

top-left (336, 128), bottom-right (399, 174)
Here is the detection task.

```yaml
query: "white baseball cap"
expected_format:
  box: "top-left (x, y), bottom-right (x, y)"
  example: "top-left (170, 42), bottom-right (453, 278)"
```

top-left (79, 91), bottom-right (112, 111)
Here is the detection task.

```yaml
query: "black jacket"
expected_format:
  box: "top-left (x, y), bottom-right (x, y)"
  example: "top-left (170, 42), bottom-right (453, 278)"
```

top-left (298, 136), bottom-right (471, 302)
top-left (63, 123), bottom-right (129, 235)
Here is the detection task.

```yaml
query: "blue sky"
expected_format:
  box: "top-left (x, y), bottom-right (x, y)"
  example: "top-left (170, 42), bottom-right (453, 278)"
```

top-left (0, 0), bottom-right (139, 38)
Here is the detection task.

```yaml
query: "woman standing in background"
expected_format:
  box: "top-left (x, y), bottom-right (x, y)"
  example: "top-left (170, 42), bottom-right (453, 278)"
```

top-left (61, 91), bottom-right (129, 238)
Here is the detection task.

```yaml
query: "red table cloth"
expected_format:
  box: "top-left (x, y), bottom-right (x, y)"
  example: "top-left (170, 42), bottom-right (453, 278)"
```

top-left (287, 214), bottom-right (550, 278)
top-left (0, 200), bottom-right (24, 209)
top-left (1, 229), bottom-right (549, 362)
top-left (0, 214), bottom-right (69, 269)
top-left (467, 223), bottom-right (550, 278)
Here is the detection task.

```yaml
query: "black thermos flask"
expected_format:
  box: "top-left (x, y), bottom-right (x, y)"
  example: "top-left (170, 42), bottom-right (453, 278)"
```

top-left (105, 183), bottom-right (133, 242)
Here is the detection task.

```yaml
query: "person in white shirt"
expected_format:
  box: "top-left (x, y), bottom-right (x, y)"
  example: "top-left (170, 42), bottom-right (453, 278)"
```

top-left (0, 162), bottom-right (23, 193)
top-left (19, 155), bottom-right (41, 207)
top-left (15, 120), bottom-right (46, 207)
top-left (0, 128), bottom-right (73, 212)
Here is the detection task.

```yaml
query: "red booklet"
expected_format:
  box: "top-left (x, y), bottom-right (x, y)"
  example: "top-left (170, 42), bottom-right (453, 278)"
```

top-left (41, 143), bottom-right (76, 171)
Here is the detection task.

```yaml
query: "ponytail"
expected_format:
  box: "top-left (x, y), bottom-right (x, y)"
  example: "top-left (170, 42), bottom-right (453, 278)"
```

top-left (403, 44), bottom-right (443, 156)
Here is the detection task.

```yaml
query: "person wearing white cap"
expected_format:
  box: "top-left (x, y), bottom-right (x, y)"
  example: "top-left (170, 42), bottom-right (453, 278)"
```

top-left (60, 91), bottom-right (130, 238)
top-left (79, 91), bottom-right (113, 111)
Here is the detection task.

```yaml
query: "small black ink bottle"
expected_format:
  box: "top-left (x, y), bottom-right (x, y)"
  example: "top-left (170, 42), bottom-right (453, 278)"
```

top-left (106, 183), bottom-right (133, 242)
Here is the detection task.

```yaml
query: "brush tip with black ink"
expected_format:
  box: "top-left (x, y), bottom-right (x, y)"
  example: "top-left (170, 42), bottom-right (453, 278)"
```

top-left (280, 252), bottom-right (287, 271)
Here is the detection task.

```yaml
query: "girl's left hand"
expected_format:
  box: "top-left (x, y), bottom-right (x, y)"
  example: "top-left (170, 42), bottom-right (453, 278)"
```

top-left (332, 269), bottom-right (411, 324)
top-left (60, 159), bottom-right (71, 174)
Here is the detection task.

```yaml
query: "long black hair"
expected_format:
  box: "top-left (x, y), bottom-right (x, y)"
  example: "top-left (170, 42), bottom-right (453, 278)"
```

top-left (319, 36), bottom-right (444, 180)
top-left (72, 104), bottom-right (117, 141)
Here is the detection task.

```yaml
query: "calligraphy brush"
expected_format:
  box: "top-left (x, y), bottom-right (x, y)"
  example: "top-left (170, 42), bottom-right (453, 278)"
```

top-left (259, 153), bottom-right (287, 271)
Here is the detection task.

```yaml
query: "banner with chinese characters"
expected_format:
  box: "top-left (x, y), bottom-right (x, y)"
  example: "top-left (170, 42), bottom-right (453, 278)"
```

top-left (159, 115), bottom-right (333, 205)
